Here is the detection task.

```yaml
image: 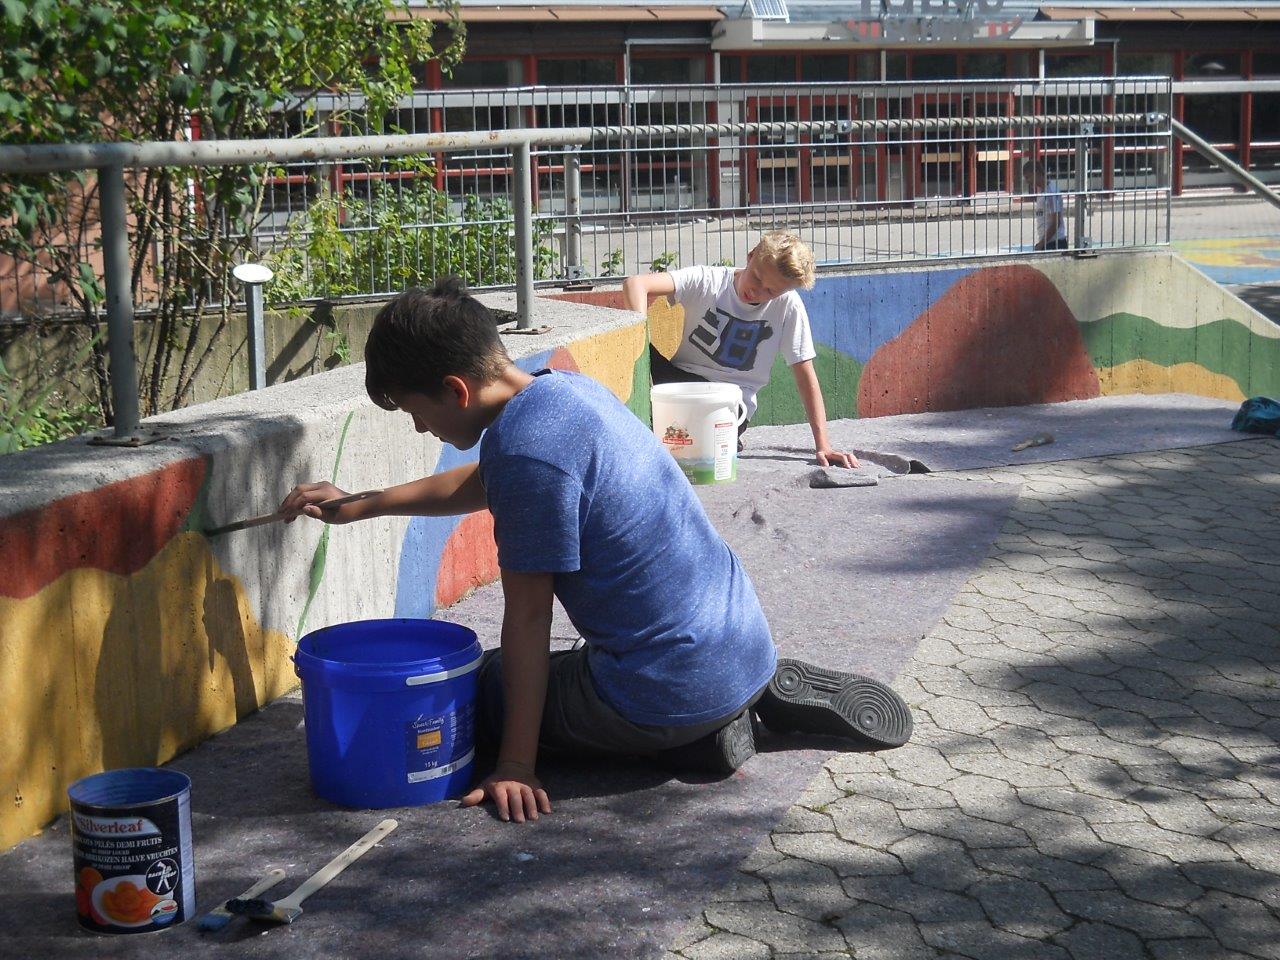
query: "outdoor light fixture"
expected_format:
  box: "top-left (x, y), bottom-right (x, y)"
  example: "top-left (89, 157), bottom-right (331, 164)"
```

top-left (232, 261), bottom-right (274, 391)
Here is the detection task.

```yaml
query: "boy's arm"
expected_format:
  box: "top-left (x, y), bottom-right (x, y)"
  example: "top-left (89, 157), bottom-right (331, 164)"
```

top-left (791, 360), bottom-right (859, 468)
top-left (279, 463), bottom-right (486, 524)
top-left (460, 568), bottom-right (554, 823)
top-left (622, 272), bottom-right (676, 315)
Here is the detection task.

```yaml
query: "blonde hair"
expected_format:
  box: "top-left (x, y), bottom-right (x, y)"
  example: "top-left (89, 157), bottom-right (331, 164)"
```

top-left (752, 232), bottom-right (816, 290)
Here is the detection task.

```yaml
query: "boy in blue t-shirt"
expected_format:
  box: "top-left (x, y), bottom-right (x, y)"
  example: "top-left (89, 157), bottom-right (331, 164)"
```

top-left (280, 278), bottom-right (911, 824)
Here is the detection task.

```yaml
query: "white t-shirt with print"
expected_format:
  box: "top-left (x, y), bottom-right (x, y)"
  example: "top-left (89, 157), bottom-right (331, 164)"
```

top-left (666, 265), bottom-right (816, 417)
top-left (1034, 181), bottom-right (1067, 243)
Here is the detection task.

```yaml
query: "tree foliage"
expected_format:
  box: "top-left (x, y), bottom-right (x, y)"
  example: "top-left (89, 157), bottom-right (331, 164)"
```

top-left (0, 0), bottom-right (463, 423)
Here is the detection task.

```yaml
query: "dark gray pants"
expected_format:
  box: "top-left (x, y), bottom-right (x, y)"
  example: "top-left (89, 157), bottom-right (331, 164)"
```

top-left (476, 647), bottom-right (764, 759)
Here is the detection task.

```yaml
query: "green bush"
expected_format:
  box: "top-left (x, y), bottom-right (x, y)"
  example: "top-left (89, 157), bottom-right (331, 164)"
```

top-left (265, 180), bottom-right (560, 302)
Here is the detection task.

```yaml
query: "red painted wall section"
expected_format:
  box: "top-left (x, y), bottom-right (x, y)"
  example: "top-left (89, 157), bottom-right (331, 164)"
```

top-left (435, 510), bottom-right (501, 609)
top-left (0, 458), bottom-right (207, 600)
top-left (858, 265), bottom-right (1101, 418)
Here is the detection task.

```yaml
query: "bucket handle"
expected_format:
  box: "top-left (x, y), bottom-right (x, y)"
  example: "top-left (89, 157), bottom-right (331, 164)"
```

top-left (735, 400), bottom-right (748, 427)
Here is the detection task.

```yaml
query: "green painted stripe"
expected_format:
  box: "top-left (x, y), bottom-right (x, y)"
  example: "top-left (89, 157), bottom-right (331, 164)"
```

top-left (296, 409), bottom-right (355, 640)
top-left (753, 343), bottom-right (863, 427)
top-left (1086, 313), bottom-right (1280, 397)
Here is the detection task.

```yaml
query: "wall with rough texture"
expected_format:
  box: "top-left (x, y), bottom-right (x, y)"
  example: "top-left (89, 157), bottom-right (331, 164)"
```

top-left (609, 251), bottom-right (1275, 424)
top-left (0, 294), bottom-right (647, 851)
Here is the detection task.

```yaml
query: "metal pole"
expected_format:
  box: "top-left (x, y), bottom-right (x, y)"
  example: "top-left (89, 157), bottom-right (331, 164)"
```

top-left (98, 164), bottom-right (140, 438)
top-left (512, 142), bottom-right (535, 330)
top-left (1074, 123), bottom-right (1092, 249)
top-left (246, 283), bottom-right (267, 389)
top-left (566, 148), bottom-right (583, 279)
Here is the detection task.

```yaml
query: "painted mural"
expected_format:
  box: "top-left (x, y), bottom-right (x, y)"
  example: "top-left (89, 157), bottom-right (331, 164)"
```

top-left (644, 252), bottom-right (1278, 425)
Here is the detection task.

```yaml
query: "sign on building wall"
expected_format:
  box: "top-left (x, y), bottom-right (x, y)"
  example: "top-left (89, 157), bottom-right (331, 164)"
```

top-left (846, 0), bottom-right (1023, 43)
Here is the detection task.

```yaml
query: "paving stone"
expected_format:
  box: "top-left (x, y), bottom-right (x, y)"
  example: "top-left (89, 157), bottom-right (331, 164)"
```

top-left (1213, 823), bottom-right (1280, 874)
top-left (834, 902), bottom-right (935, 960)
top-left (1091, 847), bottom-right (1206, 908)
top-left (1188, 891), bottom-right (1280, 960)
top-left (771, 832), bottom-right (904, 878)
top-left (918, 919), bottom-right (1071, 959)
top-left (703, 902), bottom-right (846, 954)
top-left (1017, 787), bottom-right (1146, 824)
top-left (681, 931), bottom-right (772, 960)
top-left (1055, 890), bottom-right (1212, 938)
top-left (897, 807), bottom-right (1030, 849)
top-left (1010, 809), bottom-right (1107, 864)
top-left (758, 857), bottom-right (856, 923)
top-left (970, 847), bottom-right (1116, 892)
top-left (1149, 939), bottom-right (1257, 960)
top-left (970, 876), bottom-right (1072, 938)
top-left (825, 794), bottom-right (915, 851)
top-left (948, 752), bottom-right (1071, 788)
top-left (776, 804), bottom-right (837, 834)
top-left (669, 918), bottom-right (715, 952)
top-left (1090, 821), bottom-right (1237, 862)
top-left (1053, 920), bottom-right (1149, 960)
top-left (1181, 861), bottom-right (1280, 911)
top-left (840, 875), bottom-right (986, 925)
top-left (887, 834), bottom-right (984, 893)
top-left (1205, 798), bottom-right (1280, 829)
top-left (830, 774), bottom-right (955, 812)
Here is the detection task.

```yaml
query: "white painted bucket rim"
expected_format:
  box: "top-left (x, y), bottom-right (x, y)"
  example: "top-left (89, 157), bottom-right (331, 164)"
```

top-left (651, 382), bottom-right (742, 404)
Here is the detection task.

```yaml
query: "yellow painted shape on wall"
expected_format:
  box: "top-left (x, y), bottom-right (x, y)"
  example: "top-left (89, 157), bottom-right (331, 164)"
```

top-left (566, 320), bottom-right (647, 403)
top-left (0, 531), bottom-right (293, 850)
top-left (647, 297), bottom-right (684, 359)
top-left (1097, 359), bottom-right (1246, 402)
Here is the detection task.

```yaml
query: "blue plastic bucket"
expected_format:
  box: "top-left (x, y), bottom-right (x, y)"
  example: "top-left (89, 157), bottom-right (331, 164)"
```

top-left (295, 619), bottom-right (484, 808)
top-left (68, 768), bottom-right (195, 934)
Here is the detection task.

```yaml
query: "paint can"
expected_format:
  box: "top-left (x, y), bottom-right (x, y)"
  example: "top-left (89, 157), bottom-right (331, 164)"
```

top-left (68, 768), bottom-right (195, 934)
top-left (295, 618), bottom-right (483, 808)
top-left (651, 381), bottom-right (747, 484)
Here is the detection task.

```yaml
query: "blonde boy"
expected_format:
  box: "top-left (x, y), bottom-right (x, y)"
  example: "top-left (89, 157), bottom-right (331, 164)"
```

top-left (623, 233), bottom-right (857, 467)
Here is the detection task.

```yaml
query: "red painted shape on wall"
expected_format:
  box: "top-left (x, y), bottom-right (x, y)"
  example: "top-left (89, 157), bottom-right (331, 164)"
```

top-left (857, 265), bottom-right (1101, 418)
top-left (548, 346), bottom-right (580, 372)
top-left (435, 510), bottom-right (500, 609)
top-left (0, 458), bottom-right (207, 600)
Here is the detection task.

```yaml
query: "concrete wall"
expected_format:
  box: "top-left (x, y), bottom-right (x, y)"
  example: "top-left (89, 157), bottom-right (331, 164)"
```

top-left (568, 251), bottom-right (1275, 425)
top-left (0, 294), bottom-right (647, 851)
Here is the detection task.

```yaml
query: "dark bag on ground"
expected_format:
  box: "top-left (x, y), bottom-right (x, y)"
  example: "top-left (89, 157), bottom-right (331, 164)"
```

top-left (1231, 396), bottom-right (1280, 435)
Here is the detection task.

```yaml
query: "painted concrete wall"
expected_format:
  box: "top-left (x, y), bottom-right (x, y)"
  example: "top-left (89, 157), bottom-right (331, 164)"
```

top-left (610, 251), bottom-right (1275, 424)
top-left (0, 294), bottom-right (647, 851)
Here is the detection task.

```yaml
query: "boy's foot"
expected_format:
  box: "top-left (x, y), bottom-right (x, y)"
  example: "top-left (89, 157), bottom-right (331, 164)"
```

top-left (654, 710), bottom-right (757, 775)
top-left (755, 659), bottom-right (912, 749)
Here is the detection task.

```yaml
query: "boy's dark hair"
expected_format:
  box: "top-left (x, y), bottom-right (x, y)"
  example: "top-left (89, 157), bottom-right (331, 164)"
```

top-left (364, 277), bottom-right (510, 409)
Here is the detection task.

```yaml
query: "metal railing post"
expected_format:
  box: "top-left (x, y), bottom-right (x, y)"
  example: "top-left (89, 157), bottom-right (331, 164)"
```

top-left (512, 141), bottom-right (535, 330)
top-left (565, 147), bottom-right (583, 279)
top-left (1074, 123), bottom-right (1093, 249)
top-left (98, 164), bottom-right (141, 438)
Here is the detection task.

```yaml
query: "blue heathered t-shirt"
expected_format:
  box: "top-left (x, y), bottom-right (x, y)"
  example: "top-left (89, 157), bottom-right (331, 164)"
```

top-left (478, 370), bottom-right (776, 727)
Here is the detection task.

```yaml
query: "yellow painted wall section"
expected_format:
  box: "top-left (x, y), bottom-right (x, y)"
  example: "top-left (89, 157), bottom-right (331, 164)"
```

top-left (565, 319), bottom-right (648, 402)
top-left (0, 533), bottom-right (293, 849)
top-left (647, 297), bottom-right (685, 359)
top-left (1097, 359), bottom-right (1247, 402)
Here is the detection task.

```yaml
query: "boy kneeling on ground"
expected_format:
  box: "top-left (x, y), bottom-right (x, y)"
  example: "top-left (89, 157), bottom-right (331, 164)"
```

top-left (280, 278), bottom-right (911, 823)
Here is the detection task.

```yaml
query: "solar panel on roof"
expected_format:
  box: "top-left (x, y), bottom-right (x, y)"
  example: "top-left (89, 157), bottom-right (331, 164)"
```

top-left (746, 0), bottom-right (791, 21)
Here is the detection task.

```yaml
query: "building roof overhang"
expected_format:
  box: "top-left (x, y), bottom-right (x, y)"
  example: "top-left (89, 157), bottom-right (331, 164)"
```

top-left (713, 16), bottom-right (1094, 48)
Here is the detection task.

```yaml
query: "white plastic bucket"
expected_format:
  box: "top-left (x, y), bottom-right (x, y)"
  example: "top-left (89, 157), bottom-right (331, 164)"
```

top-left (651, 382), bottom-right (747, 485)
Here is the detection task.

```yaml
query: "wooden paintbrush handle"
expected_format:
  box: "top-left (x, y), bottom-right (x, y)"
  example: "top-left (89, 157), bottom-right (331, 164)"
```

top-left (285, 819), bottom-right (398, 907)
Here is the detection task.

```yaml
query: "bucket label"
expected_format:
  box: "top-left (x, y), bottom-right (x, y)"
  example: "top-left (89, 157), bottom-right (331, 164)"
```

top-left (72, 795), bottom-right (194, 934)
top-left (406, 702), bottom-right (475, 783)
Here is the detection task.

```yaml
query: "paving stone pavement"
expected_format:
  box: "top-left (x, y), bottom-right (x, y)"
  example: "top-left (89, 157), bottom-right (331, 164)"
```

top-left (667, 439), bottom-right (1280, 960)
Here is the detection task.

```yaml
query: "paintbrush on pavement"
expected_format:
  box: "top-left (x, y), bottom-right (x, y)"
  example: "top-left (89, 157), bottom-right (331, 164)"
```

top-left (225, 819), bottom-right (397, 925)
top-left (203, 490), bottom-right (381, 537)
top-left (195, 868), bottom-right (287, 932)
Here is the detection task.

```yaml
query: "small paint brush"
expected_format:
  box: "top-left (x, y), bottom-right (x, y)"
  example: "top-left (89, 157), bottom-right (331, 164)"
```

top-left (203, 490), bottom-right (381, 537)
top-left (225, 819), bottom-right (397, 925)
top-left (195, 868), bottom-right (287, 932)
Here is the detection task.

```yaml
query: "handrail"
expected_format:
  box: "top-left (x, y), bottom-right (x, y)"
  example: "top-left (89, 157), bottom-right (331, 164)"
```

top-left (1172, 118), bottom-right (1280, 212)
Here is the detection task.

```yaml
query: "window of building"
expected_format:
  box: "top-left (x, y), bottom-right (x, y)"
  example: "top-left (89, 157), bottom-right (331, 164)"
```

top-left (1007, 51), bottom-right (1037, 78)
top-left (1117, 52), bottom-right (1174, 77)
top-left (911, 54), bottom-right (959, 80)
top-left (746, 55), bottom-right (796, 83)
top-left (720, 55), bottom-right (744, 83)
top-left (1253, 52), bottom-right (1280, 77)
top-left (536, 58), bottom-right (617, 86)
top-left (964, 53), bottom-right (1007, 79)
top-left (1252, 92), bottom-right (1280, 141)
top-left (801, 54), bottom-right (849, 83)
top-left (1045, 53), bottom-right (1108, 77)
top-left (441, 59), bottom-right (513, 88)
top-left (852, 55), bottom-right (877, 81)
top-left (885, 53), bottom-right (907, 80)
top-left (1184, 53), bottom-right (1241, 78)
top-left (631, 57), bottom-right (699, 85)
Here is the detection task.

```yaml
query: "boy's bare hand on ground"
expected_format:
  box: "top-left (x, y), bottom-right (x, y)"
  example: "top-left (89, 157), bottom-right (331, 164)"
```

top-left (816, 448), bottom-right (859, 469)
top-left (279, 481), bottom-right (356, 524)
top-left (460, 760), bottom-right (552, 823)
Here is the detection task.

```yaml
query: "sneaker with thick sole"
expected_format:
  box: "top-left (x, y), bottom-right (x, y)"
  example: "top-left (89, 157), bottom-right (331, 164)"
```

top-left (653, 709), bottom-right (757, 775)
top-left (755, 658), bottom-right (913, 749)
